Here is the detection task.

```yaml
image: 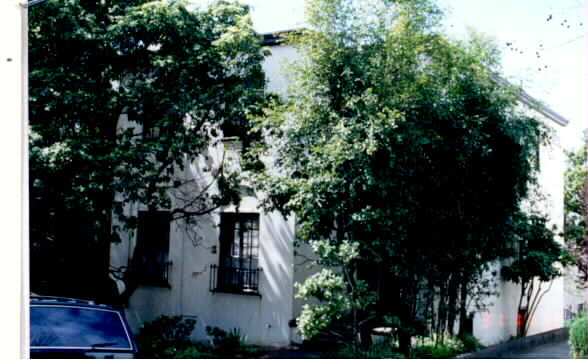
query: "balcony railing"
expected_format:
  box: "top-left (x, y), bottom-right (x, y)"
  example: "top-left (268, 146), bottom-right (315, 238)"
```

top-left (209, 264), bottom-right (261, 296)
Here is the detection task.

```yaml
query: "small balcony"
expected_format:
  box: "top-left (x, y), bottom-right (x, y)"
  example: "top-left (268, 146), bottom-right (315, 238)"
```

top-left (209, 264), bottom-right (261, 296)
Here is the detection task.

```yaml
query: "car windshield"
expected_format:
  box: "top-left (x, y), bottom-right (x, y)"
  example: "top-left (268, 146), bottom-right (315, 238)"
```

top-left (30, 305), bottom-right (132, 350)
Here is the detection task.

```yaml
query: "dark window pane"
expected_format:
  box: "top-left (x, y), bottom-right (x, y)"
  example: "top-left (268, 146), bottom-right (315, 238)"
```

top-left (136, 211), bottom-right (170, 285)
top-left (215, 213), bottom-right (260, 293)
top-left (30, 306), bottom-right (132, 350)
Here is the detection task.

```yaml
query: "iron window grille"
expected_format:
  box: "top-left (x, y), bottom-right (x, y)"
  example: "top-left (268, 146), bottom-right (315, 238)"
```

top-left (210, 213), bottom-right (261, 295)
top-left (134, 211), bottom-right (171, 287)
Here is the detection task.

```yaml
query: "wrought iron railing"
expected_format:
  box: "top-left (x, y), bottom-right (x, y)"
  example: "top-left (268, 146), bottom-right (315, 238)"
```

top-left (209, 264), bottom-right (261, 295)
top-left (138, 260), bottom-right (172, 287)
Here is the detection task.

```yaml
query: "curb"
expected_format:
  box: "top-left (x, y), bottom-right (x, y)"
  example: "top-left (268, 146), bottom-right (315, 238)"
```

top-left (456, 327), bottom-right (569, 359)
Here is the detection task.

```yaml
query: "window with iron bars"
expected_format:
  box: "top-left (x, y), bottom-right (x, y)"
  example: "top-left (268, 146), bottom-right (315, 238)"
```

top-left (134, 211), bottom-right (172, 287)
top-left (210, 213), bottom-right (261, 295)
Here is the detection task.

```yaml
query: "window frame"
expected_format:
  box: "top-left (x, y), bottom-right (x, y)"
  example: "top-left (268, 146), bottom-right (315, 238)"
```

top-left (134, 210), bottom-right (172, 287)
top-left (211, 212), bottom-right (261, 295)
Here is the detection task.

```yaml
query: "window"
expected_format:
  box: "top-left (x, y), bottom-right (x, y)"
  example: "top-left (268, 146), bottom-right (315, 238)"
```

top-left (135, 211), bottom-right (171, 286)
top-left (210, 213), bottom-right (261, 295)
top-left (30, 305), bottom-right (133, 351)
top-left (142, 118), bottom-right (163, 139)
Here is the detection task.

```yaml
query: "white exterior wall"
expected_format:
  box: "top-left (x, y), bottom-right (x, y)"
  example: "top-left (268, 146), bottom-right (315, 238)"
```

top-left (527, 116), bottom-right (566, 336)
top-left (472, 109), bottom-right (567, 345)
top-left (111, 108), bottom-right (297, 345)
top-left (564, 266), bottom-right (587, 318)
top-left (262, 44), bottom-right (298, 98)
top-left (111, 202), bottom-right (296, 346)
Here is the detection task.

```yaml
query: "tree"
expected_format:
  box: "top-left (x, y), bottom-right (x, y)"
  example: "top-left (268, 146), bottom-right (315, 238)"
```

top-left (251, 0), bottom-right (547, 352)
top-left (563, 144), bottom-right (587, 285)
top-left (29, 0), bottom-right (267, 302)
top-left (501, 211), bottom-right (570, 337)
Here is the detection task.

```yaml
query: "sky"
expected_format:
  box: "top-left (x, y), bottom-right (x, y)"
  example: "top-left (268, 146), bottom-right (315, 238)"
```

top-left (193, 0), bottom-right (587, 151)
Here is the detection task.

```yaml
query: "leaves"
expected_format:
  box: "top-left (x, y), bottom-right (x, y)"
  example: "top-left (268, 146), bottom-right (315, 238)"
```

top-left (252, 0), bottom-right (549, 347)
top-left (29, 0), bottom-right (268, 297)
top-left (564, 144), bottom-right (588, 285)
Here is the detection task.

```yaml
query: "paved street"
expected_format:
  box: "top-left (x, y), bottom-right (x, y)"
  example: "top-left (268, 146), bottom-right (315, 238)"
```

top-left (498, 339), bottom-right (571, 359)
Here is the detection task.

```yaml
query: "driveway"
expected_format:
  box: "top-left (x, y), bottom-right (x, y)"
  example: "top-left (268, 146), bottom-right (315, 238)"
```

top-left (497, 339), bottom-right (571, 359)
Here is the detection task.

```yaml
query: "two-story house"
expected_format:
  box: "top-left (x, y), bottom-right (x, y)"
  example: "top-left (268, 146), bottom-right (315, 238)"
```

top-left (109, 32), bottom-right (582, 347)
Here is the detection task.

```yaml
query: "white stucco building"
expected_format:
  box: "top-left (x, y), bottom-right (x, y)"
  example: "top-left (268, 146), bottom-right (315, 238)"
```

top-left (109, 32), bottom-right (584, 347)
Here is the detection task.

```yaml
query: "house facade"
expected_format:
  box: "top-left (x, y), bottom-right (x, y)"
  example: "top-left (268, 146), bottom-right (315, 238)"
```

top-left (110, 33), bottom-right (583, 347)
top-left (110, 113), bottom-right (298, 345)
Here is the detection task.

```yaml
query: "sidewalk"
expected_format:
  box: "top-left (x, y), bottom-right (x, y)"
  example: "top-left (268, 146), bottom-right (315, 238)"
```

top-left (457, 328), bottom-right (570, 359)
top-left (498, 339), bottom-right (571, 359)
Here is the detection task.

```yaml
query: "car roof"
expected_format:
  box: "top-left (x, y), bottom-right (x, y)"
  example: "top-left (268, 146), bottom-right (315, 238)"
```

top-left (30, 295), bottom-right (117, 310)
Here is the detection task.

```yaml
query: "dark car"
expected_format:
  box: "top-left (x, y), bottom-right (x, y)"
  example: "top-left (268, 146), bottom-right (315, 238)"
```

top-left (30, 295), bottom-right (137, 359)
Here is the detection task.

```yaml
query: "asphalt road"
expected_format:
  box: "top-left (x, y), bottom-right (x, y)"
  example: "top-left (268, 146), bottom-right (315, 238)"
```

top-left (498, 339), bottom-right (571, 359)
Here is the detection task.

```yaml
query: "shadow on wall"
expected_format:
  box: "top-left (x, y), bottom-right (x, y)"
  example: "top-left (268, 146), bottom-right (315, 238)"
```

top-left (260, 212), bottom-right (295, 304)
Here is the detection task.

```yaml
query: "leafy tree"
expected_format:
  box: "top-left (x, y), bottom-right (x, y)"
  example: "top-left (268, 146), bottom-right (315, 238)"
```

top-left (563, 143), bottom-right (587, 285)
top-left (29, 0), bottom-right (267, 302)
top-left (501, 211), bottom-right (570, 337)
top-left (251, 0), bottom-right (548, 352)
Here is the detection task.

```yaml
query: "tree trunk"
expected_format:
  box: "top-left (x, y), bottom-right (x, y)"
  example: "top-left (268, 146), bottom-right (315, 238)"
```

top-left (436, 280), bottom-right (447, 343)
top-left (458, 275), bottom-right (470, 337)
top-left (446, 274), bottom-right (459, 336)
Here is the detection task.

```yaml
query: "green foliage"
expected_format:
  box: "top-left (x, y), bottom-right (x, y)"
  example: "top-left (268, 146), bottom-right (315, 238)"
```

top-left (501, 211), bottom-right (571, 336)
top-left (459, 333), bottom-right (485, 353)
top-left (568, 312), bottom-right (587, 358)
top-left (295, 244), bottom-right (375, 340)
top-left (253, 0), bottom-right (547, 349)
top-left (564, 144), bottom-right (587, 285)
top-left (411, 335), bottom-right (482, 358)
top-left (136, 315), bottom-right (196, 358)
top-left (501, 213), bottom-right (567, 284)
top-left (205, 326), bottom-right (248, 356)
top-left (334, 343), bottom-right (405, 359)
top-left (163, 343), bottom-right (263, 359)
top-left (412, 343), bottom-right (463, 358)
top-left (29, 0), bottom-right (268, 299)
top-left (163, 345), bottom-right (215, 359)
top-left (135, 320), bottom-right (260, 358)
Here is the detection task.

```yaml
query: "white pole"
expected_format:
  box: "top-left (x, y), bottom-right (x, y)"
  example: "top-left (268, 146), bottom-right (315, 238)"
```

top-left (21, 2), bottom-right (30, 358)
top-left (0, 0), bottom-right (27, 358)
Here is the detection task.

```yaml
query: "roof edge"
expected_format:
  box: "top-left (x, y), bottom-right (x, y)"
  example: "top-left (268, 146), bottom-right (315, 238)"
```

top-left (491, 75), bottom-right (569, 127)
top-left (260, 29), bottom-right (302, 46)
top-left (258, 34), bottom-right (570, 128)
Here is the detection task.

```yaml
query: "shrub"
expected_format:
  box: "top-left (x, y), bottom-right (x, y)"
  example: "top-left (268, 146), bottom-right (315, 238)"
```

top-left (136, 315), bottom-right (196, 358)
top-left (205, 326), bottom-right (247, 356)
top-left (411, 335), bottom-right (479, 359)
top-left (411, 345), bottom-right (435, 358)
top-left (165, 344), bottom-right (215, 359)
top-left (460, 333), bottom-right (485, 353)
top-left (569, 312), bottom-right (587, 359)
top-left (412, 343), bottom-right (462, 359)
top-left (334, 343), bottom-right (405, 359)
top-left (430, 343), bottom-right (461, 358)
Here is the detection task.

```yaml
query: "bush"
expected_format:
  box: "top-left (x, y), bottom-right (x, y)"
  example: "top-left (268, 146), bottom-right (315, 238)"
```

top-left (411, 335), bottom-right (482, 359)
top-left (334, 343), bottom-right (405, 359)
top-left (460, 333), bottom-right (485, 353)
top-left (412, 343), bottom-right (461, 359)
top-left (136, 315), bottom-right (196, 358)
top-left (164, 344), bottom-right (214, 359)
top-left (569, 312), bottom-right (587, 359)
top-left (205, 326), bottom-right (247, 356)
